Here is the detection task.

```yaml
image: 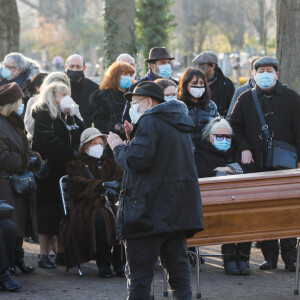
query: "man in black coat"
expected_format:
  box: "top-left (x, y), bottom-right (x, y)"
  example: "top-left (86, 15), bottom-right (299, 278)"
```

top-left (65, 54), bottom-right (98, 127)
top-left (107, 81), bottom-right (203, 300)
top-left (122, 47), bottom-right (178, 122)
top-left (193, 51), bottom-right (235, 117)
top-left (230, 56), bottom-right (300, 272)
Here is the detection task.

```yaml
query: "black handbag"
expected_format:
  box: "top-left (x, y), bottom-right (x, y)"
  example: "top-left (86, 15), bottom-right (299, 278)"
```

top-left (251, 88), bottom-right (298, 170)
top-left (0, 200), bottom-right (14, 219)
top-left (9, 170), bottom-right (38, 195)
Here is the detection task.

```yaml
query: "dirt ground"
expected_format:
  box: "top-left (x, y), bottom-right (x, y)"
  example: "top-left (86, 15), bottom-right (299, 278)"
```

top-left (1, 241), bottom-right (300, 300)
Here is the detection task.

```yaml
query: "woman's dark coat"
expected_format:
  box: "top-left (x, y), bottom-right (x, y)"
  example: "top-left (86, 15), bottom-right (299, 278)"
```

top-left (0, 113), bottom-right (41, 240)
top-left (91, 89), bottom-right (126, 134)
top-left (59, 150), bottom-right (123, 269)
top-left (182, 97), bottom-right (218, 149)
top-left (195, 139), bottom-right (256, 178)
top-left (32, 110), bottom-right (84, 235)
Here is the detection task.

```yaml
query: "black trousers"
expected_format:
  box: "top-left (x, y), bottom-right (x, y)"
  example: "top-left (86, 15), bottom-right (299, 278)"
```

top-left (0, 219), bottom-right (18, 273)
top-left (261, 238), bottom-right (297, 265)
top-left (95, 213), bottom-right (122, 268)
top-left (222, 242), bottom-right (252, 260)
top-left (125, 232), bottom-right (192, 300)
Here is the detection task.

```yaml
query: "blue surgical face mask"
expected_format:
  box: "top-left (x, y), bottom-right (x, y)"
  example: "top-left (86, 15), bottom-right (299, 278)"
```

top-left (1, 68), bottom-right (12, 80)
top-left (213, 138), bottom-right (231, 151)
top-left (119, 75), bottom-right (133, 89)
top-left (17, 103), bottom-right (24, 116)
top-left (129, 103), bottom-right (142, 124)
top-left (255, 72), bottom-right (276, 89)
top-left (158, 64), bottom-right (172, 78)
top-left (164, 95), bottom-right (177, 102)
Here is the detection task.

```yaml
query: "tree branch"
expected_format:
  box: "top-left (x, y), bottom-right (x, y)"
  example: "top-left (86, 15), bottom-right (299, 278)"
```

top-left (19, 0), bottom-right (40, 11)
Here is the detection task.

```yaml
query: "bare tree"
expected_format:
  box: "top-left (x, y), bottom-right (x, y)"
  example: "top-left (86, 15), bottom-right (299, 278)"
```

top-left (246, 0), bottom-right (274, 55)
top-left (276, 0), bottom-right (300, 93)
top-left (215, 0), bottom-right (247, 50)
top-left (173, 0), bottom-right (215, 67)
top-left (104, 0), bottom-right (136, 66)
top-left (0, 0), bottom-right (20, 59)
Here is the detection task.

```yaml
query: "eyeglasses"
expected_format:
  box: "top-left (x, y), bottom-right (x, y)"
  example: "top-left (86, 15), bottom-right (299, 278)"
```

top-left (211, 134), bottom-right (232, 141)
top-left (131, 98), bottom-right (146, 107)
top-left (4, 64), bottom-right (17, 70)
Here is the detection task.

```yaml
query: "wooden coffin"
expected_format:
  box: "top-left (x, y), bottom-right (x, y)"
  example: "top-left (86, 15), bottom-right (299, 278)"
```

top-left (187, 169), bottom-right (300, 247)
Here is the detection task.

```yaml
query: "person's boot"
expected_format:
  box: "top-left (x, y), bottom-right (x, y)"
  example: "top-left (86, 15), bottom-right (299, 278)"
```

top-left (223, 255), bottom-right (240, 275)
top-left (236, 251), bottom-right (250, 275)
top-left (98, 265), bottom-right (112, 278)
top-left (259, 260), bottom-right (277, 270)
top-left (8, 266), bottom-right (17, 276)
top-left (113, 264), bottom-right (125, 277)
top-left (0, 270), bottom-right (22, 292)
top-left (38, 255), bottom-right (56, 269)
top-left (285, 262), bottom-right (297, 272)
top-left (15, 258), bottom-right (35, 273)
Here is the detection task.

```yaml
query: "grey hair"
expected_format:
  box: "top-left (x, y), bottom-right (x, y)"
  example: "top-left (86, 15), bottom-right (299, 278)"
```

top-left (202, 117), bottom-right (233, 141)
top-left (4, 53), bottom-right (26, 69)
top-left (116, 53), bottom-right (135, 65)
top-left (65, 54), bottom-right (85, 67)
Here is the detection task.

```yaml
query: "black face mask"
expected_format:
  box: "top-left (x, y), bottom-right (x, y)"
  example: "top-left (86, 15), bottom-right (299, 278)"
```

top-left (67, 70), bottom-right (84, 82)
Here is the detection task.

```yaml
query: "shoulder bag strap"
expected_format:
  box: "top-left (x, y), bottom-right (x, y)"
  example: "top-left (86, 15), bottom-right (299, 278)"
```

top-left (251, 88), bottom-right (272, 142)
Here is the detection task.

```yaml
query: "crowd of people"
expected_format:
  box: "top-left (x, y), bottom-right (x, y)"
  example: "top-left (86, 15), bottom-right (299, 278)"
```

top-left (0, 47), bottom-right (300, 300)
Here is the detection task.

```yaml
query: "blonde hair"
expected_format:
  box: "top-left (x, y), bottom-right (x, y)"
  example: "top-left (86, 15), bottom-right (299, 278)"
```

top-left (0, 99), bottom-right (22, 117)
top-left (40, 72), bottom-right (70, 92)
top-left (32, 82), bottom-right (71, 119)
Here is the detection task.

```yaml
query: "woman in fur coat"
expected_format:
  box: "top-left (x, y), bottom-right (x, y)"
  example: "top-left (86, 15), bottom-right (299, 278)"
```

top-left (60, 127), bottom-right (124, 278)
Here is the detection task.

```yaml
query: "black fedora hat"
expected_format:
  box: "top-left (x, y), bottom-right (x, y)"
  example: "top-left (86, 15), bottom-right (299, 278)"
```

top-left (124, 81), bottom-right (165, 103)
top-left (145, 47), bottom-right (175, 63)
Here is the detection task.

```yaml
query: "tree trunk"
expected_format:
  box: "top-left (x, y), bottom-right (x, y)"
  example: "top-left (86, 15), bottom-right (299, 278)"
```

top-left (104, 0), bottom-right (136, 67)
top-left (276, 0), bottom-right (300, 93)
top-left (0, 0), bottom-right (20, 59)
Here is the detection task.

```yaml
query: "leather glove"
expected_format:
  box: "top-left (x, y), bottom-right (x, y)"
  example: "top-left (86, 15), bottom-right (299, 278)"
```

top-left (103, 188), bottom-right (118, 197)
top-left (102, 181), bottom-right (120, 190)
top-left (28, 155), bottom-right (38, 170)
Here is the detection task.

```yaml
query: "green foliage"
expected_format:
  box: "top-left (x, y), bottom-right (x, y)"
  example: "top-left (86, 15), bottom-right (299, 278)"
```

top-left (136, 0), bottom-right (175, 67)
top-left (104, 2), bottom-right (120, 67)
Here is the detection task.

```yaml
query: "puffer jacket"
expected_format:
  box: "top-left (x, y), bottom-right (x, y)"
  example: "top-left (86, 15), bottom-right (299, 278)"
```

top-left (184, 98), bottom-right (218, 149)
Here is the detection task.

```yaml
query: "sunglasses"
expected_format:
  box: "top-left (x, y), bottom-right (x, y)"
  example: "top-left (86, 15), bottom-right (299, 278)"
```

top-left (212, 134), bottom-right (232, 141)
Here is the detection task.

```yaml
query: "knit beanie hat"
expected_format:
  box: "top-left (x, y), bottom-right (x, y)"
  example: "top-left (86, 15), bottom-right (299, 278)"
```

top-left (0, 82), bottom-right (24, 106)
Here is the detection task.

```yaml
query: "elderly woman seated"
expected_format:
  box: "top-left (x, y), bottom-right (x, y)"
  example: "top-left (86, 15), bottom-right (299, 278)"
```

top-left (195, 117), bottom-right (256, 276)
top-left (60, 128), bottom-right (124, 278)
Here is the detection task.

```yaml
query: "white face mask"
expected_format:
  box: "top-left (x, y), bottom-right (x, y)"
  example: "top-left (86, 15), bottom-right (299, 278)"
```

top-left (87, 144), bottom-right (103, 159)
top-left (189, 86), bottom-right (205, 99)
top-left (129, 103), bottom-right (142, 124)
top-left (60, 95), bottom-right (73, 114)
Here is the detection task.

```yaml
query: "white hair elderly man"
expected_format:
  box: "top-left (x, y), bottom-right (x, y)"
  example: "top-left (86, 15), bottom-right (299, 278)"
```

top-left (65, 54), bottom-right (98, 127)
top-left (0, 52), bottom-right (40, 93)
top-left (116, 53), bottom-right (136, 68)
